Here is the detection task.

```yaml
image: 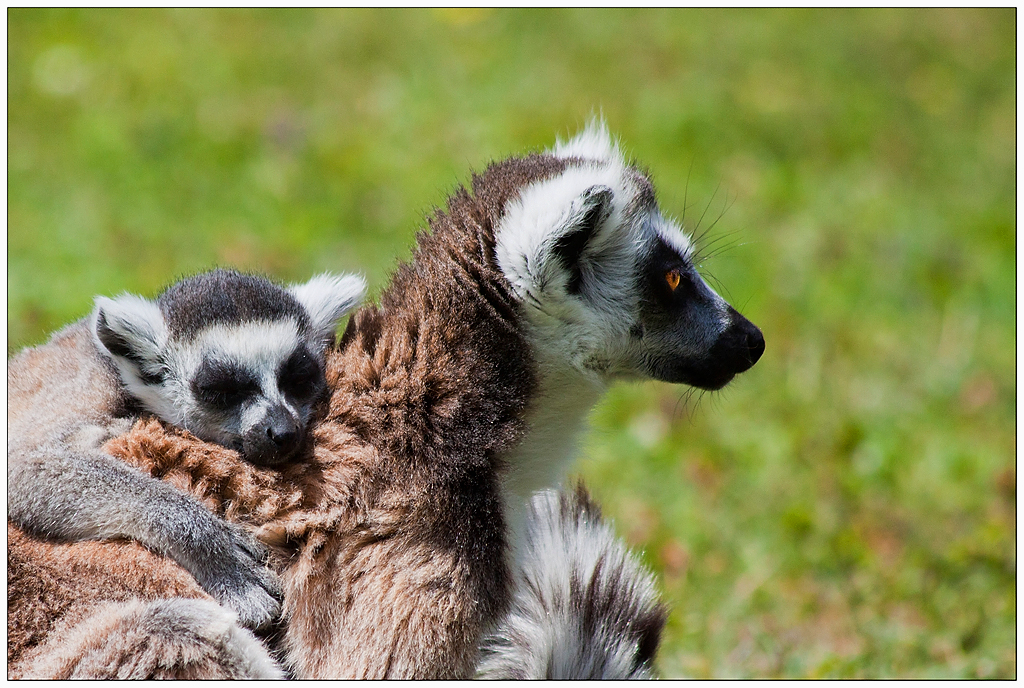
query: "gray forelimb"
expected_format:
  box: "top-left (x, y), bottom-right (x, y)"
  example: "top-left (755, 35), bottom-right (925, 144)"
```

top-left (7, 443), bottom-right (281, 630)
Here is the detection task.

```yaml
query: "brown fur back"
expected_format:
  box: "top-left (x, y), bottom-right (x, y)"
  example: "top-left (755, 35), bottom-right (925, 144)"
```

top-left (8, 152), bottom-right (572, 678)
top-left (7, 523), bottom-right (208, 675)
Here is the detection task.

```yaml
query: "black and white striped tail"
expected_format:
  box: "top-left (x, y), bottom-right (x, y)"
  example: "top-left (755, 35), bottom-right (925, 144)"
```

top-left (478, 485), bottom-right (666, 679)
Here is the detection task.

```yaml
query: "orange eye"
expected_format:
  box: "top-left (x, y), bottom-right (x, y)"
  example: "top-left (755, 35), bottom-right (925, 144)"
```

top-left (666, 270), bottom-right (681, 291)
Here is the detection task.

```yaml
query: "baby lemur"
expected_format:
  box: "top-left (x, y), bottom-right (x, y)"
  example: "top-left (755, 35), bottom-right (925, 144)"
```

top-left (7, 268), bottom-right (365, 630)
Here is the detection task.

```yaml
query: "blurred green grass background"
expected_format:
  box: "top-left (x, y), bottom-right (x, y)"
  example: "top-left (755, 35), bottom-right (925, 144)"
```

top-left (8, 9), bottom-right (1015, 678)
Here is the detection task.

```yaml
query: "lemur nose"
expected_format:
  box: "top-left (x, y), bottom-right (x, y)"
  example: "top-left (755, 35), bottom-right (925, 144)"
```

top-left (724, 306), bottom-right (765, 373)
top-left (746, 327), bottom-right (765, 366)
top-left (265, 408), bottom-right (300, 450)
top-left (267, 425), bottom-right (298, 448)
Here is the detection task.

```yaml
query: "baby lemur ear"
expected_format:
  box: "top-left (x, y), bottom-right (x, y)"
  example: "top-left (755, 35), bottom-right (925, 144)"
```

top-left (92, 294), bottom-right (169, 385)
top-left (288, 272), bottom-right (367, 346)
top-left (551, 184), bottom-right (613, 295)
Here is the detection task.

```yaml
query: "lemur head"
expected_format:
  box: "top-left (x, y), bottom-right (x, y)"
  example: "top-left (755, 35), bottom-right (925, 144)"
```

top-left (496, 122), bottom-right (764, 390)
top-left (91, 269), bottom-right (366, 466)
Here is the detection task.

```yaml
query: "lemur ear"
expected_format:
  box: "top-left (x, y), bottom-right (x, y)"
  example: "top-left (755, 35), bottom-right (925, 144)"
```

top-left (551, 185), bottom-right (613, 295)
top-left (552, 118), bottom-right (617, 162)
top-left (92, 294), bottom-right (168, 385)
top-left (288, 272), bottom-right (367, 345)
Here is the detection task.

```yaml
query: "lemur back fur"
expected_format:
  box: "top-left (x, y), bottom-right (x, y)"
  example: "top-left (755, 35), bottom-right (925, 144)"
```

top-left (8, 122), bottom-right (763, 678)
top-left (7, 524), bottom-right (282, 679)
top-left (7, 153), bottom-right (569, 679)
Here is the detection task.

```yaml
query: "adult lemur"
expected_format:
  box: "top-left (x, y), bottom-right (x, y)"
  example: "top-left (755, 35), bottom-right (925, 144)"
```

top-left (8, 268), bottom-right (365, 630)
top-left (8, 123), bottom-right (763, 678)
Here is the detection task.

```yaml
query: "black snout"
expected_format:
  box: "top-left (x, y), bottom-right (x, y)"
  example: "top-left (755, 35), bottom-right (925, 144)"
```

top-left (243, 405), bottom-right (303, 466)
top-left (662, 306), bottom-right (765, 391)
top-left (268, 422), bottom-right (299, 450)
top-left (728, 312), bottom-right (765, 373)
top-left (264, 407), bottom-right (300, 453)
top-left (707, 307), bottom-right (764, 376)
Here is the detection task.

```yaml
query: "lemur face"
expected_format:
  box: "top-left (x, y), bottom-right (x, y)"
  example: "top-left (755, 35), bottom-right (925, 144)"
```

top-left (632, 223), bottom-right (764, 390)
top-left (495, 122), bottom-right (764, 391)
top-left (178, 319), bottom-right (328, 466)
top-left (92, 269), bottom-right (365, 466)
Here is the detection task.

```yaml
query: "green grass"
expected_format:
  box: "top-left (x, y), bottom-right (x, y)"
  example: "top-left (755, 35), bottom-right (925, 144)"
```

top-left (8, 8), bottom-right (1015, 678)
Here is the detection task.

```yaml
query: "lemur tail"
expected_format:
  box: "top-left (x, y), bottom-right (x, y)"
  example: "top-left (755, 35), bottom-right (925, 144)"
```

top-left (477, 484), bottom-right (667, 679)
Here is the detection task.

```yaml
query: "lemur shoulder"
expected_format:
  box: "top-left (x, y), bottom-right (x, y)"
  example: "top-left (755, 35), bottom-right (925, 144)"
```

top-left (8, 123), bottom-right (764, 679)
top-left (7, 268), bottom-right (365, 631)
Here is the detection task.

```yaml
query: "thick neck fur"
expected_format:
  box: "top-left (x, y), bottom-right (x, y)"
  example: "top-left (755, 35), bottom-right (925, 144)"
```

top-left (334, 153), bottom-right (573, 478)
top-left (332, 152), bottom-right (622, 556)
top-left (318, 154), bottom-right (575, 646)
top-left (499, 332), bottom-right (604, 548)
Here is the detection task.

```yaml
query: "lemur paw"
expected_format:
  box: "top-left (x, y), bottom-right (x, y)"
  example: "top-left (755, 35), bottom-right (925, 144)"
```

top-left (192, 523), bottom-right (283, 631)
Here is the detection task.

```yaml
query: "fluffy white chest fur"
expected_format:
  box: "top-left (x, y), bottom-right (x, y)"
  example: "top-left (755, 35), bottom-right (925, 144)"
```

top-left (499, 351), bottom-right (604, 553)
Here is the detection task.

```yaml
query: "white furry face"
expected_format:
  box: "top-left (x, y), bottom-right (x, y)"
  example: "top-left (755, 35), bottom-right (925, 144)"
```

top-left (496, 122), bottom-right (764, 390)
top-left (92, 269), bottom-right (365, 466)
top-left (162, 319), bottom-right (323, 459)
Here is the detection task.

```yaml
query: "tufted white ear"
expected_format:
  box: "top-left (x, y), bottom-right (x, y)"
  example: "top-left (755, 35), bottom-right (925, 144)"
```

top-left (550, 185), bottom-right (614, 295)
top-left (92, 294), bottom-right (169, 385)
top-left (552, 118), bottom-right (619, 164)
top-left (497, 161), bottom-right (628, 304)
top-left (288, 272), bottom-right (367, 345)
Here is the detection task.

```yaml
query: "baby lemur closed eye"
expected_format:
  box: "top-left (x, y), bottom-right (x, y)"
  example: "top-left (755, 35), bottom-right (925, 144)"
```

top-left (8, 268), bottom-right (365, 629)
